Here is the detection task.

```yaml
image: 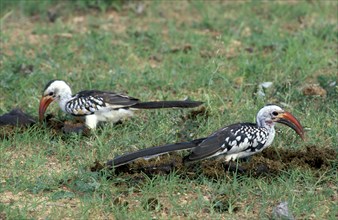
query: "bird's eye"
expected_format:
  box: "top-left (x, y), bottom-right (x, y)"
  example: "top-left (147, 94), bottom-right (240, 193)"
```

top-left (48, 92), bottom-right (54, 96)
top-left (272, 111), bottom-right (279, 116)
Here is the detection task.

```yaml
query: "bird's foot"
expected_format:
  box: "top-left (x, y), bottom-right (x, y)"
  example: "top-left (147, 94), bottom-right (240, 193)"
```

top-left (222, 162), bottom-right (246, 174)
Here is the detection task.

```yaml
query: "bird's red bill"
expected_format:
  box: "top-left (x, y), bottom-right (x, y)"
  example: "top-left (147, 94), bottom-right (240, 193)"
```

top-left (277, 112), bottom-right (305, 140)
top-left (39, 96), bottom-right (53, 121)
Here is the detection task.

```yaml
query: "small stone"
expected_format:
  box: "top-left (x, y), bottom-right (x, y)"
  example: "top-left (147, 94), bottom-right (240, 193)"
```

top-left (135, 3), bottom-right (145, 15)
top-left (272, 201), bottom-right (295, 220)
top-left (256, 82), bottom-right (273, 98)
top-left (260, 82), bottom-right (273, 88)
top-left (329, 81), bottom-right (336, 87)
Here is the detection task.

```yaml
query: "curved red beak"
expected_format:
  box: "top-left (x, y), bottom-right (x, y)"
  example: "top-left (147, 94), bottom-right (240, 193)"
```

top-left (39, 96), bottom-right (54, 122)
top-left (276, 111), bottom-right (305, 140)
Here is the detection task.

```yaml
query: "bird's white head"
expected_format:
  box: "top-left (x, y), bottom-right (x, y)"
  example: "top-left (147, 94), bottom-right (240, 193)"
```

top-left (256, 104), bottom-right (304, 140)
top-left (39, 80), bottom-right (72, 121)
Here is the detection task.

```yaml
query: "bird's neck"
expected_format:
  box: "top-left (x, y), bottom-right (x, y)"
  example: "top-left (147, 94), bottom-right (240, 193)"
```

top-left (257, 119), bottom-right (276, 147)
top-left (58, 91), bottom-right (73, 112)
top-left (257, 119), bottom-right (276, 133)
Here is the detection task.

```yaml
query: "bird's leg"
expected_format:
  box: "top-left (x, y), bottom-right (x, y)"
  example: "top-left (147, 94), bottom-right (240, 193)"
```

top-left (222, 159), bottom-right (246, 174)
top-left (239, 156), bottom-right (252, 163)
top-left (85, 115), bottom-right (98, 129)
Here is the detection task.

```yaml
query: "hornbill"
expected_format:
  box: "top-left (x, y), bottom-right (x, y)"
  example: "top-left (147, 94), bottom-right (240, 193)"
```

top-left (39, 80), bottom-right (203, 129)
top-left (107, 105), bottom-right (304, 167)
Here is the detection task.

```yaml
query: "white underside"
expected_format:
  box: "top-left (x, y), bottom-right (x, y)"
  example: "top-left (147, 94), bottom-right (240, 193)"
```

top-left (85, 108), bottom-right (135, 129)
top-left (222, 149), bottom-right (264, 162)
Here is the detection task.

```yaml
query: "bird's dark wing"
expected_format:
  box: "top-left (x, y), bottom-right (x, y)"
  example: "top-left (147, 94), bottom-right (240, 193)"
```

top-left (77, 90), bottom-right (140, 107)
top-left (185, 123), bottom-right (262, 162)
top-left (65, 90), bottom-right (140, 116)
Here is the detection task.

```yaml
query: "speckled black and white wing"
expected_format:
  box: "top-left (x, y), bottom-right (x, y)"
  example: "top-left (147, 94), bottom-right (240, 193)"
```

top-left (64, 90), bottom-right (139, 116)
top-left (184, 123), bottom-right (270, 162)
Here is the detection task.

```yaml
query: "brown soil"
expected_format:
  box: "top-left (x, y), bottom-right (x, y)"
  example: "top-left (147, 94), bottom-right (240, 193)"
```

top-left (41, 114), bottom-right (91, 136)
top-left (102, 146), bottom-right (337, 180)
top-left (0, 109), bottom-right (37, 139)
top-left (0, 109), bottom-right (91, 138)
top-left (0, 109), bottom-right (36, 127)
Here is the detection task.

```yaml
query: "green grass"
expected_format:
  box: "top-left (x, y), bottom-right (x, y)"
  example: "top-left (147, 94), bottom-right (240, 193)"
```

top-left (1, 0), bottom-right (337, 219)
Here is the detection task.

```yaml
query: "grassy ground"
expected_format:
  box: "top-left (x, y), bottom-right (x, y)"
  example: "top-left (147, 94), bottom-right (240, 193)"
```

top-left (1, 0), bottom-right (337, 219)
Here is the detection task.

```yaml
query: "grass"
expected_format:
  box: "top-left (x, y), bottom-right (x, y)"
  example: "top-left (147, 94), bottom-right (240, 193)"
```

top-left (1, 0), bottom-right (337, 219)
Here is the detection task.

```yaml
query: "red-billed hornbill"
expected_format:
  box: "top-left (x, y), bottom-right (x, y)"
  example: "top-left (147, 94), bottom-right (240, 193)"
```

top-left (107, 105), bottom-right (304, 167)
top-left (39, 80), bottom-right (202, 129)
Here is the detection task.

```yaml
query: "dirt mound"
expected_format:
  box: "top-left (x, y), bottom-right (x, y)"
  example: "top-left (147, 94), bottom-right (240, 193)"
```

top-left (0, 108), bottom-right (36, 126)
top-left (0, 110), bottom-right (91, 138)
top-left (103, 146), bottom-right (336, 179)
top-left (0, 108), bottom-right (37, 139)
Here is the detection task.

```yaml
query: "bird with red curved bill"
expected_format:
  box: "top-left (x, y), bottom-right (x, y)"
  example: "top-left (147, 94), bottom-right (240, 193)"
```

top-left (39, 80), bottom-right (203, 129)
top-left (107, 105), bottom-right (304, 168)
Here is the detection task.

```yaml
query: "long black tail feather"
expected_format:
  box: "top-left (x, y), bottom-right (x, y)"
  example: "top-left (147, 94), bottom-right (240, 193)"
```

top-left (132, 100), bottom-right (203, 109)
top-left (107, 138), bottom-right (206, 168)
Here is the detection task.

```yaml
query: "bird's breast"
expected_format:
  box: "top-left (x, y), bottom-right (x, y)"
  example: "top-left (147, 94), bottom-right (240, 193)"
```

top-left (94, 108), bottom-right (135, 123)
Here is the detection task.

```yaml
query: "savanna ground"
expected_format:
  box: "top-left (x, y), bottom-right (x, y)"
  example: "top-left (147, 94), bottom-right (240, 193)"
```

top-left (0, 0), bottom-right (337, 219)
